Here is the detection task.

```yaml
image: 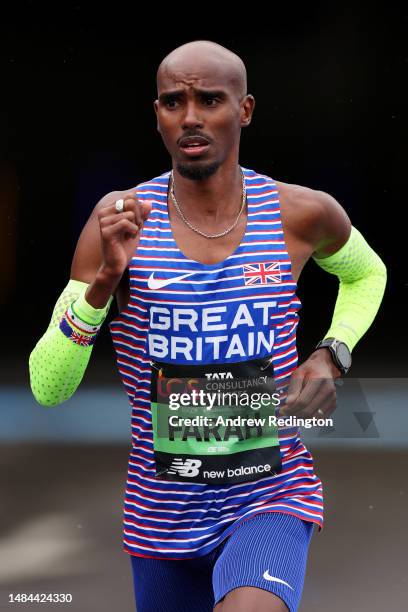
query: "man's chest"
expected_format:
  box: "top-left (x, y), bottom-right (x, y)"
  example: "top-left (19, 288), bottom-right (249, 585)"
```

top-left (169, 205), bottom-right (314, 283)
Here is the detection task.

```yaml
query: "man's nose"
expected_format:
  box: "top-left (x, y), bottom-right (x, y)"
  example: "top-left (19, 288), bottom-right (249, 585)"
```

top-left (182, 102), bottom-right (204, 129)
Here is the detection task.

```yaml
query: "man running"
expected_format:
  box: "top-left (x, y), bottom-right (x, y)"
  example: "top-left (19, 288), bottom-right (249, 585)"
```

top-left (29, 40), bottom-right (386, 612)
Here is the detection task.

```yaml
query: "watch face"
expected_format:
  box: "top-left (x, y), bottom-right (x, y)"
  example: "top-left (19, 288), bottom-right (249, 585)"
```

top-left (337, 342), bottom-right (352, 369)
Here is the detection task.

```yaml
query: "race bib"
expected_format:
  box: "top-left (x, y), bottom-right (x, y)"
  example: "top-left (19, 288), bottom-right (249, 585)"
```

top-left (150, 357), bottom-right (282, 484)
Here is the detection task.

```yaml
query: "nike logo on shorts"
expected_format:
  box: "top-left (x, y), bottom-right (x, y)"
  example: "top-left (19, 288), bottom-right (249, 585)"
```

top-left (147, 272), bottom-right (196, 290)
top-left (262, 570), bottom-right (293, 590)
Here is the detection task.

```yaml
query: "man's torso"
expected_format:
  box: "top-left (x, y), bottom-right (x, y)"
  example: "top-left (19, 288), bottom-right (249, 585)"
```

top-left (115, 179), bottom-right (318, 310)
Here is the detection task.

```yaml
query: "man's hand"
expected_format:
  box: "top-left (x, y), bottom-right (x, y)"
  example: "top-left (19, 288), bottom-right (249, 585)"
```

top-left (98, 195), bottom-right (152, 278)
top-left (70, 192), bottom-right (152, 309)
top-left (280, 349), bottom-right (341, 418)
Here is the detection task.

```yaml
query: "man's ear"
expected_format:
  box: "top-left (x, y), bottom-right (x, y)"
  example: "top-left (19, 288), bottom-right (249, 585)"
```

top-left (154, 100), bottom-right (161, 133)
top-left (240, 94), bottom-right (255, 127)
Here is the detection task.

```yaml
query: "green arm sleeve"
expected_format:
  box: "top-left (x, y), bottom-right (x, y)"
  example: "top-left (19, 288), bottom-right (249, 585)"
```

top-left (312, 226), bottom-right (387, 351)
top-left (29, 280), bottom-right (112, 407)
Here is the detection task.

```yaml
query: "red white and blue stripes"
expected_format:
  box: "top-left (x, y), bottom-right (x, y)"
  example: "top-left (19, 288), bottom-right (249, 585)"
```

top-left (109, 167), bottom-right (323, 559)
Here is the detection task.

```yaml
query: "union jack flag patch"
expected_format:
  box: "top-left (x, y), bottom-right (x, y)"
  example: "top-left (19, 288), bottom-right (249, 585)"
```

top-left (70, 331), bottom-right (92, 346)
top-left (243, 262), bottom-right (282, 285)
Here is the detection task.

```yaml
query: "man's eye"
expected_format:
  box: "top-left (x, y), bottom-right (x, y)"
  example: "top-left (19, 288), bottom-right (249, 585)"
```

top-left (203, 97), bottom-right (219, 106)
top-left (165, 99), bottom-right (179, 108)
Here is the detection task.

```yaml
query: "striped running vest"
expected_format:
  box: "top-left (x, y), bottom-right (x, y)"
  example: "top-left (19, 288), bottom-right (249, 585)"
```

top-left (110, 167), bottom-right (324, 559)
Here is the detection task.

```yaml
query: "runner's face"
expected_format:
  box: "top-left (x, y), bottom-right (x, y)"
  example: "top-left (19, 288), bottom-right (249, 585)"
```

top-left (154, 59), bottom-right (253, 178)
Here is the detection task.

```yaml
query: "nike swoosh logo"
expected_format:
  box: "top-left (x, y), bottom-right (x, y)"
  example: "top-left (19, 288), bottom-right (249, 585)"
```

top-left (147, 272), bottom-right (196, 290)
top-left (262, 570), bottom-right (293, 590)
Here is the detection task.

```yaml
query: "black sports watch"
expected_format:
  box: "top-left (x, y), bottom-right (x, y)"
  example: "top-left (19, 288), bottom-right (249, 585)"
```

top-left (314, 337), bottom-right (352, 375)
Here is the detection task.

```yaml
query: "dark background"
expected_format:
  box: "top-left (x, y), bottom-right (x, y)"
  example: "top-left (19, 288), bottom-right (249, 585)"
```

top-left (1, 4), bottom-right (406, 379)
top-left (1, 7), bottom-right (407, 611)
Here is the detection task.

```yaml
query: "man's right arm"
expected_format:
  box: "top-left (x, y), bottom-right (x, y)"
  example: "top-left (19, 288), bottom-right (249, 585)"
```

top-left (29, 190), bottom-right (151, 407)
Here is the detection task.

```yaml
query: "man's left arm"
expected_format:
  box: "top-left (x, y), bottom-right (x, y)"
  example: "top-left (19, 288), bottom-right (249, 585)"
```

top-left (282, 190), bottom-right (387, 417)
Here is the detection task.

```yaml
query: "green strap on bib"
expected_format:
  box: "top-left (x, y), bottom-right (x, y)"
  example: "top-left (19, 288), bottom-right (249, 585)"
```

top-left (313, 226), bottom-right (387, 350)
top-left (29, 279), bottom-right (112, 407)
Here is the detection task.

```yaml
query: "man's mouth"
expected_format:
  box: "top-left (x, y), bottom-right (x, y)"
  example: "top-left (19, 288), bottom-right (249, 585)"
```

top-left (179, 136), bottom-right (211, 157)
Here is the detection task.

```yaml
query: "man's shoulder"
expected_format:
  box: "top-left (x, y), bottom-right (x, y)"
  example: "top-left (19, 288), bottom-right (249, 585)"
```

top-left (248, 168), bottom-right (334, 214)
top-left (275, 180), bottom-right (336, 217)
top-left (276, 180), bottom-right (345, 229)
top-left (274, 179), bottom-right (350, 251)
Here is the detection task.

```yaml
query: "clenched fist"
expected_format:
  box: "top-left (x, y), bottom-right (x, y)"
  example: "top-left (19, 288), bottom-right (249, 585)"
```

top-left (98, 195), bottom-right (152, 278)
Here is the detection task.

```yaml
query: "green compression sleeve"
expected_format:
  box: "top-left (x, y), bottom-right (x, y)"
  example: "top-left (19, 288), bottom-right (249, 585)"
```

top-left (313, 226), bottom-right (387, 351)
top-left (29, 279), bottom-right (112, 407)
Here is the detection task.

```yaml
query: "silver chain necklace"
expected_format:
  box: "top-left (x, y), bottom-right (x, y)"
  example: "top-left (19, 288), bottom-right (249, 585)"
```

top-left (169, 168), bottom-right (247, 239)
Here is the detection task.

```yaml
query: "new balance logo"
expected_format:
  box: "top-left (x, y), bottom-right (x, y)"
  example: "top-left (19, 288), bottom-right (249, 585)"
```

top-left (167, 458), bottom-right (202, 477)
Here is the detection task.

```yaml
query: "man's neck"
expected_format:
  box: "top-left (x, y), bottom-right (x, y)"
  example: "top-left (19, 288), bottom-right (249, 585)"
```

top-left (170, 163), bottom-right (244, 223)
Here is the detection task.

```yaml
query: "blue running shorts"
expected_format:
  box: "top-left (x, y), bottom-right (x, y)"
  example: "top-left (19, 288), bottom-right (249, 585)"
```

top-left (130, 512), bottom-right (314, 612)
